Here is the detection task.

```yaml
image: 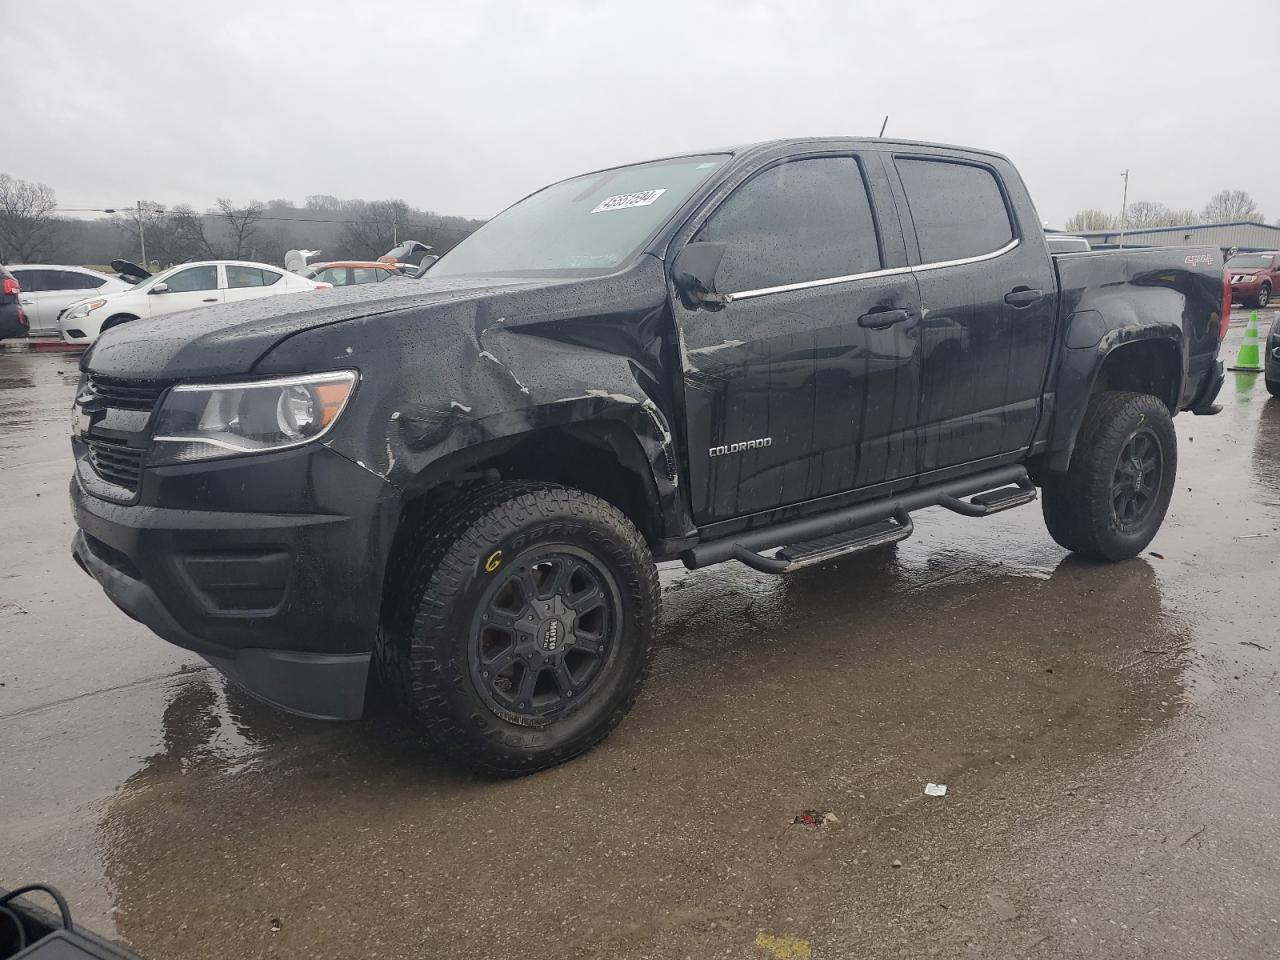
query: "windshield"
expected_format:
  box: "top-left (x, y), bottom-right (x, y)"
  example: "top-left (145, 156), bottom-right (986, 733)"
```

top-left (1227, 254), bottom-right (1273, 270)
top-left (430, 155), bottom-right (728, 278)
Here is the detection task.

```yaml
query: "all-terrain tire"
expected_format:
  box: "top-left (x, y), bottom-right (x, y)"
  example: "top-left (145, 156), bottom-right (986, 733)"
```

top-left (375, 481), bottom-right (659, 776)
top-left (1040, 391), bottom-right (1177, 561)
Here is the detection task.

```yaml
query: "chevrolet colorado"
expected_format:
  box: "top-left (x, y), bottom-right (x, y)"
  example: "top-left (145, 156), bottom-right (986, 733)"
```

top-left (69, 138), bottom-right (1228, 774)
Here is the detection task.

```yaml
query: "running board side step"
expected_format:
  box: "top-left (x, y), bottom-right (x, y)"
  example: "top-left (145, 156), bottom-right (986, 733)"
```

top-left (682, 465), bottom-right (1034, 572)
top-left (936, 477), bottom-right (1037, 517)
top-left (733, 508), bottom-right (913, 574)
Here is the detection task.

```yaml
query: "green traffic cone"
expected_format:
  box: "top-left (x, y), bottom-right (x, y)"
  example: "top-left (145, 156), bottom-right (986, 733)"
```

top-left (1230, 311), bottom-right (1265, 372)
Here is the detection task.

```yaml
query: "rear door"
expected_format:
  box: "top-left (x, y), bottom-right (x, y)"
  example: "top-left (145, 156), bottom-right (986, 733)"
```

top-left (887, 154), bottom-right (1055, 473)
top-left (224, 265), bottom-right (286, 303)
top-left (43, 270), bottom-right (109, 330)
top-left (672, 152), bottom-right (923, 523)
top-left (9, 269), bottom-right (43, 330)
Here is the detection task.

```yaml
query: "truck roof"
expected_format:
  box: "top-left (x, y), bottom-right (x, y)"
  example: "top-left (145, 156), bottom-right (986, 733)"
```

top-left (605, 136), bottom-right (1012, 169)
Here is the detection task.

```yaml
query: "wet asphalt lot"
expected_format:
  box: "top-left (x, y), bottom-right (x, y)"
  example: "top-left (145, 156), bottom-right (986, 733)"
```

top-left (3, 313), bottom-right (1280, 959)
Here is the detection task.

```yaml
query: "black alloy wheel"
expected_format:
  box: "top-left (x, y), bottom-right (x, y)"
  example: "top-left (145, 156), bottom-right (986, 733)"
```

top-left (470, 547), bottom-right (621, 727)
top-left (1111, 428), bottom-right (1164, 534)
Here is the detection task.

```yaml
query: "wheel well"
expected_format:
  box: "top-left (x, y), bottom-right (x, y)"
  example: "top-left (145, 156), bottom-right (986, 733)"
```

top-left (392, 421), bottom-right (663, 547)
top-left (1092, 339), bottom-right (1181, 411)
top-left (102, 313), bottom-right (138, 330)
top-left (377, 423), bottom-right (664, 639)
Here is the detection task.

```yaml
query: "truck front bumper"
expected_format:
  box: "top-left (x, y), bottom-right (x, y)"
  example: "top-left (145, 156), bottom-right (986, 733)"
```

top-left (70, 443), bottom-right (401, 720)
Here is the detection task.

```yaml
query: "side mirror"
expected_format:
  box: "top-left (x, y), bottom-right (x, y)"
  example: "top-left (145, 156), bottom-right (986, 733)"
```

top-left (149, 282), bottom-right (169, 294)
top-left (414, 255), bottom-right (440, 278)
top-left (671, 242), bottom-right (728, 307)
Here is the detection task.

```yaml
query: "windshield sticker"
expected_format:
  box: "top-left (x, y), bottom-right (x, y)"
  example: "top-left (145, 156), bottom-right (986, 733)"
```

top-left (591, 189), bottom-right (667, 213)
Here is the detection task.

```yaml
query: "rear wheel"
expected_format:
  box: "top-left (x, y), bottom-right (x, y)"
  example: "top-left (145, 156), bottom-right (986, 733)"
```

top-left (1040, 391), bottom-right (1177, 561)
top-left (375, 482), bottom-right (659, 776)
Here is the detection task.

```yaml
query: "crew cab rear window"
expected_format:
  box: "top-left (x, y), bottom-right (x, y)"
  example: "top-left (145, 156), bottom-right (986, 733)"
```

top-left (895, 158), bottom-right (1014, 263)
top-left (696, 156), bottom-right (881, 293)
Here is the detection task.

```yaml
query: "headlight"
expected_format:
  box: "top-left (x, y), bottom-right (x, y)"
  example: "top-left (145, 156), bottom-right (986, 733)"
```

top-left (150, 370), bottom-right (357, 464)
top-left (66, 299), bottom-right (107, 321)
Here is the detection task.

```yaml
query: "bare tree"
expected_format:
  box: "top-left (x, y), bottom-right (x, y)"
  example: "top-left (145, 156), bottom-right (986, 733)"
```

top-left (1120, 201), bottom-right (1199, 229)
top-left (215, 199), bottom-right (265, 259)
top-left (111, 201), bottom-right (170, 266)
top-left (1201, 189), bottom-right (1263, 224)
top-left (304, 194), bottom-right (341, 211)
top-left (340, 199), bottom-right (411, 258)
top-left (0, 173), bottom-right (60, 262)
top-left (1063, 209), bottom-right (1115, 232)
top-left (170, 205), bottom-right (219, 261)
top-left (109, 202), bottom-right (221, 267)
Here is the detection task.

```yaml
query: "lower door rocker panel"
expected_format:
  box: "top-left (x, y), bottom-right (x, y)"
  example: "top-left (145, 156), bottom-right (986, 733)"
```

top-left (684, 465), bottom-right (1039, 575)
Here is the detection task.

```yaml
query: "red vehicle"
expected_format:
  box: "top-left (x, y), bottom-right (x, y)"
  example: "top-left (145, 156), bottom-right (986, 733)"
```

top-left (1226, 251), bottom-right (1279, 309)
top-left (308, 261), bottom-right (403, 286)
top-left (0, 265), bottom-right (29, 340)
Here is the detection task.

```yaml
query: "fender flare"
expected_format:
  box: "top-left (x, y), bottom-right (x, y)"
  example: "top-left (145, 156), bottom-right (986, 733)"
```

top-left (1045, 321), bottom-right (1184, 472)
top-left (385, 393), bottom-right (695, 544)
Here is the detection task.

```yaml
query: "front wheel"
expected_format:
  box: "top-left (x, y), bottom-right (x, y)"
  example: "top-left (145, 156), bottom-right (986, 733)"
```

top-left (100, 314), bottom-right (138, 334)
top-left (376, 482), bottom-right (659, 776)
top-left (1040, 391), bottom-right (1177, 561)
top-left (1257, 284), bottom-right (1271, 309)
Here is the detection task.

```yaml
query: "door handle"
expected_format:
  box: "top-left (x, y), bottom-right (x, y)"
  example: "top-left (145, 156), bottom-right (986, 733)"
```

top-left (858, 307), bottom-right (911, 329)
top-left (1005, 288), bottom-right (1044, 308)
top-left (201, 297), bottom-right (218, 302)
top-left (19, 297), bottom-right (33, 304)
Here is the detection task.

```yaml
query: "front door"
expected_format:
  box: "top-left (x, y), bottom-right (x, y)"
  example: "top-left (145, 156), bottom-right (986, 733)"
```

top-left (672, 154), bottom-right (923, 524)
top-left (149, 264), bottom-right (224, 316)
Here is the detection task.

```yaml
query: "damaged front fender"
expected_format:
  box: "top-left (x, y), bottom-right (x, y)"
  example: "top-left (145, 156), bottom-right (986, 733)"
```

top-left (252, 256), bottom-right (696, 547)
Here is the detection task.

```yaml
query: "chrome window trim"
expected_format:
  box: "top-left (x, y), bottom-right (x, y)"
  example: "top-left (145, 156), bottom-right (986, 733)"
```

top-left (719, 238), bottom-right (1020, 304)
top-left (911, 237), bottom-right (1020, 274)
top-left (722, 265), bottom-right (914, 303)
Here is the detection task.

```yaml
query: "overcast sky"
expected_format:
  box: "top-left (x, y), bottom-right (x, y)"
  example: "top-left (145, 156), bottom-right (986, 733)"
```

top-left (6, 0), bottom-right (1278, 227)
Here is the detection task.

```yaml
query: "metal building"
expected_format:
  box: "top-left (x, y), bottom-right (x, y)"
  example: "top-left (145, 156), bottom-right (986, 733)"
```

top-left (1077, 220), bottom-right (1280, 252)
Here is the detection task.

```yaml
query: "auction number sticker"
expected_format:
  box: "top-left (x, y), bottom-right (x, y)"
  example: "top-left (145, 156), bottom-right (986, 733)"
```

top-left (591, 189), bottom-right (666, 213)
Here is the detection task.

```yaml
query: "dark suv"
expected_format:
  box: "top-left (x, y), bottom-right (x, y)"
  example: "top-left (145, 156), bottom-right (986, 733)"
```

top-left (0, 266), bottom-right (28, 340)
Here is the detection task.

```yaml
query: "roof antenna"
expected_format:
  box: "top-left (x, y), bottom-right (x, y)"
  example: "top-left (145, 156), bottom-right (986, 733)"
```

top-left (878, 115), bottom-right (889, 137)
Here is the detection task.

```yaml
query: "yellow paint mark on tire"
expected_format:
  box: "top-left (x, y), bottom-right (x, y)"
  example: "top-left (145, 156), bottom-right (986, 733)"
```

top-left (755, 933), bottom-right (812, 960)
top-left (484, 550), bottom-right (503, 573)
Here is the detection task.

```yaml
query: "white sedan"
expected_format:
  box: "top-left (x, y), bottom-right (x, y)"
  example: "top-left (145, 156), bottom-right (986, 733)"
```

top-left (6, 264), bottom-right (133, 336)
top-left (59, 260), bottom-right (331, 344)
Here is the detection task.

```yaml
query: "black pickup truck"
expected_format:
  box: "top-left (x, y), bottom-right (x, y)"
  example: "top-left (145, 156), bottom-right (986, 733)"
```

top-left (69, 138), bottom-right (1227, 774)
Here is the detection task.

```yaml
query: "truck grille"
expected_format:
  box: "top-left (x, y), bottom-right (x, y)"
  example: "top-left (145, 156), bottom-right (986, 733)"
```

top-left (85, 436), bottom-right (145, 492)
top-left (86, 374), bottom-right (168, 412)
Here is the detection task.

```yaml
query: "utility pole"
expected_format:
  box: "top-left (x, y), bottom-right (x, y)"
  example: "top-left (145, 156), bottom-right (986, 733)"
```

top-left (1117, 169), bottom-right (1129, 249)
top-left (137, 200), bottom-right (148, 268)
